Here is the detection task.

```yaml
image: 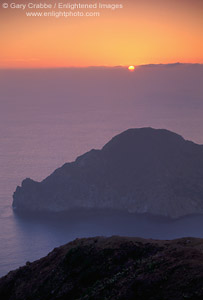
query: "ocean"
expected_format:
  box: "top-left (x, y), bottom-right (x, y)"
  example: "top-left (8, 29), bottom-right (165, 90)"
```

top-left (0, 64), bottom-right (203, 277)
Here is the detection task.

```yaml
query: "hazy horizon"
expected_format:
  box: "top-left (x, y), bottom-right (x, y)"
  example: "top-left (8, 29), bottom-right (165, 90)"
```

top-left (0, 62), bottom-right (202, 70)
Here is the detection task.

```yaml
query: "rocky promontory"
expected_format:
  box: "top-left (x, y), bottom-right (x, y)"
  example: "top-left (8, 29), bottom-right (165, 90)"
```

top-left (13, 128), bottom-right (203, 218)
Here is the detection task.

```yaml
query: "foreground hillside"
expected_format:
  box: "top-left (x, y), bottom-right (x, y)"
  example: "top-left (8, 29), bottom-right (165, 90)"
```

top-left (13, 128), bottom-right (203, 218)
top-left (0, 236), bottom-right (203, 300)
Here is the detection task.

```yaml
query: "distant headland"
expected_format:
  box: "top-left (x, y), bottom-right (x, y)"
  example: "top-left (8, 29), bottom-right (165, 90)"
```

top-left (13, 128), bottom-right (203, 218)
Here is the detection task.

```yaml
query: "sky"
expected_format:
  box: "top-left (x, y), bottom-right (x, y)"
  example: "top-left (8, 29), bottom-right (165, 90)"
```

top-left (0, 0), bottom-right (203, 68)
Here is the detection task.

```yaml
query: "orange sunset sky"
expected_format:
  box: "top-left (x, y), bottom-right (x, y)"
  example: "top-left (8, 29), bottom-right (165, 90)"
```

top-left (1, 0), bottom-right (203, 68)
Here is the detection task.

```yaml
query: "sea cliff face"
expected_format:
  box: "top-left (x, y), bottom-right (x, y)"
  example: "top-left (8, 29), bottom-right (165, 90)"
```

top-left (13, 128), bottom-right (203, 218)
top-left (0, 236), bottom-right (203, 300)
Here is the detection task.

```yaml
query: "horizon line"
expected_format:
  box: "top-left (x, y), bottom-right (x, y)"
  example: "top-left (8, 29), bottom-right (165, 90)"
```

top-left (0, 62), bottom-right (202, 71)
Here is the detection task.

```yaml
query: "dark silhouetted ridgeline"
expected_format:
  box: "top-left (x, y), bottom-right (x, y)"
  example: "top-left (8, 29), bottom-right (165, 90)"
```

top-left (0, 236), bottom-right (203, 300)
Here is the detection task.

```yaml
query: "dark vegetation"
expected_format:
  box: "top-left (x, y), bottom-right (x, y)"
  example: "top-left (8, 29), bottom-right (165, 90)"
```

top-left (0, 236), bottom-right (203, 300)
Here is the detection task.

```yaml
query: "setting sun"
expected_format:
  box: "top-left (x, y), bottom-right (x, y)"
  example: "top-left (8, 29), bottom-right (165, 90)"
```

top-left (128, 66), bottom-right (135, 71)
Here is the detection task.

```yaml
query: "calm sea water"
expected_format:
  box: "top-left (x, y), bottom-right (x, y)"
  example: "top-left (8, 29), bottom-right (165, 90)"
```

top-left (0, 65), bottom-right (203, 277)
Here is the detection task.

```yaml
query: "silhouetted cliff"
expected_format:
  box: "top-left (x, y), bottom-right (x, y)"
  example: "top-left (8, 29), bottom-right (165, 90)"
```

top-left (13, 128), bottom-right (203, 218)
top-left (0, 236), bottom-right (203, 300)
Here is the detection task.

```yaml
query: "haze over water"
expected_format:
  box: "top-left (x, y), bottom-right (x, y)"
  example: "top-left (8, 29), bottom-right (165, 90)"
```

top-left (0, 64), bottom-right (203, 277)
